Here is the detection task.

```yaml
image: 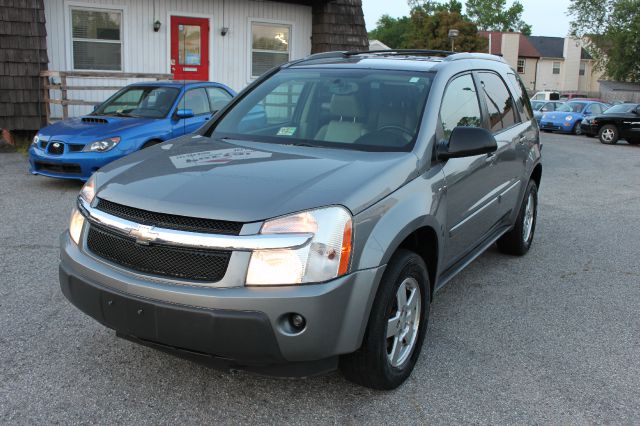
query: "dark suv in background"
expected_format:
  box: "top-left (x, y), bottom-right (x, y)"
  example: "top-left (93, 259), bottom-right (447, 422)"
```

top-left (60, 50), bottom-right (541, 390)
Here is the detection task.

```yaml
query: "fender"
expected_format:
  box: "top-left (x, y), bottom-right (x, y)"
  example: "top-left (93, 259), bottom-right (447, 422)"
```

top-left (352, 168), bottom-right (446, 273)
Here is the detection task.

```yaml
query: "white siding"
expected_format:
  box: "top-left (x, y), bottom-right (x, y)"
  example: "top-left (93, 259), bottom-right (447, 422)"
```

top-left (44, 0), bottom-right (313, 117)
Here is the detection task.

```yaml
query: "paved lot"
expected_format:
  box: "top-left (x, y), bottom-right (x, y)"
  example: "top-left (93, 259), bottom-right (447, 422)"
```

top-left (1, 133), bottom-right (639, 424)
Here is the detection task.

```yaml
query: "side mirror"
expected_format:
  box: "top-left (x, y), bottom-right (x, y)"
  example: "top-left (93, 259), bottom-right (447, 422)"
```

top-left (438, 127), bottom-right (498, 160)
top-left (174, 108), bottom-right (194, 119)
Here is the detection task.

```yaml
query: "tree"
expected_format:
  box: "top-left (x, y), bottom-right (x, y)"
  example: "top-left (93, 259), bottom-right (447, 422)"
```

top-left (408, 3), bottom-right (487, 52)
top-left (368, 15), bottom-right (412, 48)
top-left (368, 1), bottom-right (487, 51)
top-left (465, 0), bottom-right (532, 35)
top-left (569, 0), bottom-right (640, 82)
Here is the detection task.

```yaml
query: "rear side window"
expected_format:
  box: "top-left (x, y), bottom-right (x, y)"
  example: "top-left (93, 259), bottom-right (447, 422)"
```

top-left (178, 88), bottom-right (211, 115)
top-left (439, 74), bottom-right (482, 139)
top-left (478, 72), bottom-right (517, 132)
top-left (507, 73), bottom-right (533, 121)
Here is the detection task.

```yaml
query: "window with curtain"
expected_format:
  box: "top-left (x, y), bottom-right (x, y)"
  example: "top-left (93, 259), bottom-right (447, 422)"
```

top-left (251, 23), bottom-right (290, 78)
top-left (71, 8), bottom-right (122, 71)
top-left (552, 62), bottom-right (561, 75)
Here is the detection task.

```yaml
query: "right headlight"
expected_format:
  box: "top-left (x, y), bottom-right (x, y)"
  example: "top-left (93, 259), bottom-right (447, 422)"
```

top-left (82, 136), bottom-right (120, 152)
top-left (245, 206), bottom-right (353, 286)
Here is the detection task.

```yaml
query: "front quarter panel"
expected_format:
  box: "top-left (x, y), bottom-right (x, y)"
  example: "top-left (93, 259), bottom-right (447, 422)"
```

top-left (352, 167), bottom-right (446, 273)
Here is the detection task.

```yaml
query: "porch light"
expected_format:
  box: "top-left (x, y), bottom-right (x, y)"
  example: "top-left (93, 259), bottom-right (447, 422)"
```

top-left (153, 20), bottom-right (162, 32)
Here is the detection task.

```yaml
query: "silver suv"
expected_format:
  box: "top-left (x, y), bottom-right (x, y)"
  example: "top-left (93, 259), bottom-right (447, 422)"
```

top-left (60, 50), bottom-right (541, 389)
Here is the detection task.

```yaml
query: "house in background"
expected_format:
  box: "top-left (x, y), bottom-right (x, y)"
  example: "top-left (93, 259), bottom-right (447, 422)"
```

top-left (369, 39), bottom-right (390, 51)
top-left (480, 31), bottom-right (601, 95)
top-left (1, 0), bottom-right (368, 131)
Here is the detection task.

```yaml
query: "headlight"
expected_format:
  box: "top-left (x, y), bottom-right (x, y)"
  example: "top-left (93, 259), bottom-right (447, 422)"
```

top-left (32, 134), bottom-right (40, 145)
top-left (82, 136), bottom-right (120, 152)
top-left (246, 206), bottom-right (353, 285)
top-left (69, 207), bottom-right (85, 245)
top-left (79, 175), bottom-right (96, 205)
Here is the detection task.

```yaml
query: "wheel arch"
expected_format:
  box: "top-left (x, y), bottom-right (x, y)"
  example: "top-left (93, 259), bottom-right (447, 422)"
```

top-left (530, 163), bottom-right (542, 189)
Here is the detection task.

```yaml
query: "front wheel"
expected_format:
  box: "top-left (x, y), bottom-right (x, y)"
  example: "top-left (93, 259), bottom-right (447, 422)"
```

top-left (574, 121), bottom-right (583, 135)
top-left (497, 180), bottom-right (538, 256)
top-left (340, 249), bottom-right (430, 390)
top-left (599, 125), bottom-right (619, 144)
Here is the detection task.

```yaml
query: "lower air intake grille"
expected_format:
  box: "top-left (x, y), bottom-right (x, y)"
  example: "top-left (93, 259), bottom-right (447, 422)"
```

top-left (95, 198), bottom-right (243, 235)
top-left (87, 225), bottom-right (231, 282)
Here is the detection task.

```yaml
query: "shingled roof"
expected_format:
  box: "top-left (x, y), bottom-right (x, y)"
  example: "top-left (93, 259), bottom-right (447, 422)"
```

top-left (0, 0), bottom-right (48, 131)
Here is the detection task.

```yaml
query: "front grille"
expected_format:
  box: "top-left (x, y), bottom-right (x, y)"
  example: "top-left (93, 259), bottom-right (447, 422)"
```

top-left (87, 224), bottom-right (231, 282)
top-left (39, 141), bottom-right (48, 149)
top-left (96, 198), bottom-right (243, 235)
top-left (68, 144), bottom-right (84, 152)
top-left (34, 161), bottom-right (81, 174)
top-left (47, 141), bottom-right (64, 155)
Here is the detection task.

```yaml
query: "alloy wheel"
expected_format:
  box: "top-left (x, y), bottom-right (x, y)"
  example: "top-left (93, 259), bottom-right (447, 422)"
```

top-left (386, 277), bottom-right (421, 368)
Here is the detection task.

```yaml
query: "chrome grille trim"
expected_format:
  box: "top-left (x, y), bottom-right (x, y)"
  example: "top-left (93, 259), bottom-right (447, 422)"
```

top-left (78, 197), bottom-right (312, 251)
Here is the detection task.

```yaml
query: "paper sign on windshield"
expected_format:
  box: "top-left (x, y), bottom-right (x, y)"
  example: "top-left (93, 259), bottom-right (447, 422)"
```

top-left (170, 148), bottom-right (272, 169)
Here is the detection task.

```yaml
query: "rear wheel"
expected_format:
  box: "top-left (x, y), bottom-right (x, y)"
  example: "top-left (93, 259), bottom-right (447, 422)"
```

top-left (497, 180), bottom-right (538, 256)
top-left (599, 125), bottom-right (619, 144)
top-left (574, 121), bottom-right (583, 135)
top-left (340, 249), bottom-right (430, 390)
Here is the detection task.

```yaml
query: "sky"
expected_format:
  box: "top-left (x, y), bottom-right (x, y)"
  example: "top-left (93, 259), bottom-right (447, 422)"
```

top-left (362, 0), bottom-right (572, 37)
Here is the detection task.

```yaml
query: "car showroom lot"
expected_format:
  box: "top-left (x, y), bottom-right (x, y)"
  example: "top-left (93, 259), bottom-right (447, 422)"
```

top-left (1, 133), bottom-right (639, 424)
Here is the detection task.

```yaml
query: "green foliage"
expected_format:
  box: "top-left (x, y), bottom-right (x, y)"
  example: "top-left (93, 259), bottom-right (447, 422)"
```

top-left (368, 1), bottom-right (487, 52)
top-left (465, 0), bottom-right (532, 35)
top-left (569, 0), bottom-right (640, 82)
top-left (368, 15), bottom-right (412, 48)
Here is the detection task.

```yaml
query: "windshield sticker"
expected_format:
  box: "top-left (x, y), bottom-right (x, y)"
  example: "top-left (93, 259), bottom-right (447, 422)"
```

top-left (169, 148), bottom-right (272, 169)
top-left (277, 127), bottom-right (297, 136)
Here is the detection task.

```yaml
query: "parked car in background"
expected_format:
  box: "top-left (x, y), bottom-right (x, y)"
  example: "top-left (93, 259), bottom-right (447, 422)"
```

top-left (29, 81), bottom-right (236, 181)
top-left (539, 100), bottom-right (610, 135)
top-left (531, 91), bottom-right (560, 101)
top-left (580, 103), bottom-right (640, 145)
top-left (531, 100), bottom-right (565, 124)
top-left (560, 93), bottom-right (587, 100)
top-left (60, 51), bottom-right (542, 390)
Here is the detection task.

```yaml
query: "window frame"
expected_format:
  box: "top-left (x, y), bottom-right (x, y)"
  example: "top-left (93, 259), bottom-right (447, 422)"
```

top-left (552, 61), bottom-right (561, 75)
top-left (579, 61), bottom-right (586, 76)
top-left (67, 4), bottom-right (125, 72)
top-left (248, 19), bottom-right (294, 81)
top-left (517, 58), bottom-right (526, 74)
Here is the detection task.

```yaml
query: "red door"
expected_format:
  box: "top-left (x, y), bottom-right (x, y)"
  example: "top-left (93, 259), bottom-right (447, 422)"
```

top-left (170, 16), bottom-right (209, 81)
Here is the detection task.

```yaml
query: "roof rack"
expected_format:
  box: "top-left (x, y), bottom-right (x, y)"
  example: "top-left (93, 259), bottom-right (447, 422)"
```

top-left (344, 49), bottom-right (455, 57)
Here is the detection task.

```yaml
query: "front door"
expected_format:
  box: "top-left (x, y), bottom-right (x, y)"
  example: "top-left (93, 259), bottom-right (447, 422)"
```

top-left (170, 16), bottom-right (209, 81)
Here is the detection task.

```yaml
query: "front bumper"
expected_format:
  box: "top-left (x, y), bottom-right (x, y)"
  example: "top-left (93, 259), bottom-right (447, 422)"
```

top-left (539, 121), bottom-right (573, 133)
top-left (28, 146), bottom-right (126, 181)
top-left (580, 122), bottom-right (598, 136)
top-left (59, 232), bottom-right (384, 374)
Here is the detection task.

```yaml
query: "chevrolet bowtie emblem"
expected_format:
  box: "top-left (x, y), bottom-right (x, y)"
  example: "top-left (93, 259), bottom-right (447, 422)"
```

top-left (129, 224), bottom-right (159, 245)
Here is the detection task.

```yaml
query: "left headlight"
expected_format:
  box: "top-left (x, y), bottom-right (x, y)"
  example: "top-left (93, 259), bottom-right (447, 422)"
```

top-left (82, 136), bottom-right (121, 152)
top-left (32, 134), bottom-right (40, 145)
top-left (69, 207), bottom-right (85, 245)
top-left (246, 206), bottom-right (353, 286)
top-left (79, 174), bottom-right (96, 205)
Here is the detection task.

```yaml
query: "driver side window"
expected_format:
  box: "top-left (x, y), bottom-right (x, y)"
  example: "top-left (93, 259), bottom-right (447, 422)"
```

top-left (440, 74), bottom-right (482, 140)
top-left (178, 88), bottom-right (211, 116)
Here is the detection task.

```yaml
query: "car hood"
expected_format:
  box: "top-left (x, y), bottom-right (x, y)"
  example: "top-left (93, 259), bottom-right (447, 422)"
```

top-left (94, 135), bottom-right (419, 223)
top-left (38, 116), bottom-right (155, 142)
top-left (541, 112), bottom-right (582, 122)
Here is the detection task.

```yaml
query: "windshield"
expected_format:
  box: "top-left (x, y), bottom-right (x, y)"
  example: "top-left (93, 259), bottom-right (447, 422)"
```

top-left (604, 104), bottom-right (638, 114)
top-left (209, 68), bottom-right (434, 151)
top-left (556, 102), bottom-right (586, 113)
top-left (94, 86), bottom-right (180, 118)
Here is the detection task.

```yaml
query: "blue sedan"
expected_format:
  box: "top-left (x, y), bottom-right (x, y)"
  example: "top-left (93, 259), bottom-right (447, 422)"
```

top-left (29, 81), bottom-right (235, 181)
top-left (539, 100), bottom-right (609, 135)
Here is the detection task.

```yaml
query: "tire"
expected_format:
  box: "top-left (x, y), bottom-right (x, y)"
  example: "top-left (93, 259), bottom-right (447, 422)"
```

top-left (599, 125), bottom-right (619, 145)
top-left (142, 139), bottom-right (162, 149)
top-left (339, 249), bottom-right (430, 390)
top-left (497, 180), bottom-right (538, 256)
top-left (574, 121), bottom-right (583, 135)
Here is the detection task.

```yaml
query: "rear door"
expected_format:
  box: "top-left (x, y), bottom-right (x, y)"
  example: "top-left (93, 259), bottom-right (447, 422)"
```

top-left (440, 73), bottom-right (501, 267)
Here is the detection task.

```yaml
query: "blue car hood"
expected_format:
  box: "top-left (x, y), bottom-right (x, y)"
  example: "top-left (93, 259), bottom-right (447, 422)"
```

top-left (39, 116), bottom-right (155, 143)
top-left (541, 112), bottom-right (583, 123)
top-left (94, 135), bottom-right (419, 223)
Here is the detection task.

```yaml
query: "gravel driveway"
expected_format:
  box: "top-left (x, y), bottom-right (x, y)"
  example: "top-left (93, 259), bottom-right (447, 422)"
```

top-left (1, 133), bottom-right (639, 424)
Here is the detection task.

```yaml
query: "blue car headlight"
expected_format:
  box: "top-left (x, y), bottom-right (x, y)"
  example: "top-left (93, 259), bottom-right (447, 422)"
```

top-left (82, 136), bottom-right (121, 152)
